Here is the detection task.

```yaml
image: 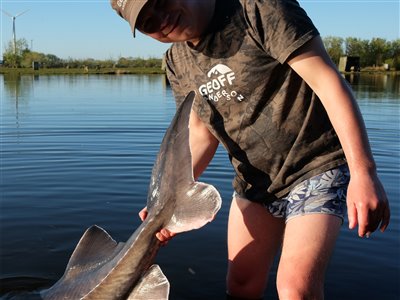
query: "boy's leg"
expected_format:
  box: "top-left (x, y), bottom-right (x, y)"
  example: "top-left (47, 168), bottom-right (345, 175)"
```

top-left (276, 166), bottom-right (349, 300)
top-left (277, 215), bottom-right (342, 300)
top-left (226, 195), bottom-right (285, 299)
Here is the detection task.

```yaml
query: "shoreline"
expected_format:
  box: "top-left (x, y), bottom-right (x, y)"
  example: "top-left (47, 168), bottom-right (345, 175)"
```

top-left (0, 67), bottom-right (165, 75)
top-left (0, 67), bottom-right (398, 76)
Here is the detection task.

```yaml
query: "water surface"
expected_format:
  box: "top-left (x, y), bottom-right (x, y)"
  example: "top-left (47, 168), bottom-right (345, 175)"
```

top-left (1, 73), bottom-right (399, 299)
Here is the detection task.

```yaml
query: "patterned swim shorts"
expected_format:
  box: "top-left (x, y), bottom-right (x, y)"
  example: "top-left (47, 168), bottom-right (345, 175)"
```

top-left (267, 165), bottom-right (350, 223)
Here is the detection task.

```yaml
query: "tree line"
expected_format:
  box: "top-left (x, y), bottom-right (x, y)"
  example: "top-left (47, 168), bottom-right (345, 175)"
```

top-left (2, 36), bottom-right (400, 70)
top-left (1, 39), bottom-right (162, 70)
top-left (323, 36), bottom-right (400, 69)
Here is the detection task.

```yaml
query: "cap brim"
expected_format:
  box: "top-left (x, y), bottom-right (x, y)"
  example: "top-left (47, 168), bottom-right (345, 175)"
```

top-left (125, 0), bottom-right (148, 37)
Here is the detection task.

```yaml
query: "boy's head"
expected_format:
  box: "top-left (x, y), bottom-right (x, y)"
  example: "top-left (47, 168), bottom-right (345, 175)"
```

top-left (110, 0), bottom-right (148, 37)
top-left (111, 0), bottom-right (216, 45)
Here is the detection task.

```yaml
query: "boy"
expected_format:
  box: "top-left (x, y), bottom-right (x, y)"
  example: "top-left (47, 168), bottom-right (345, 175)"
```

top-left (111, 1), bottom-right (390, 299)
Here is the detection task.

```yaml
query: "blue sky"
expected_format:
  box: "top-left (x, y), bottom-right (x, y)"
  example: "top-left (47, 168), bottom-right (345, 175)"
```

top-left (1, 0), bottom-right (399, 60)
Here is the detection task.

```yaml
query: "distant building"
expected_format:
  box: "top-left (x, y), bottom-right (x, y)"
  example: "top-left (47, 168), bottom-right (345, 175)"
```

top-left (32, 61), bottom-right (40, 70)
top-left (339, 56), bottom-right (361, 72)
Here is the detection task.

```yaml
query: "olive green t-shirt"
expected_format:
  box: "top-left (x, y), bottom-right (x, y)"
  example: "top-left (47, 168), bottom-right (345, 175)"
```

top-left (165, 0), bottom-right (346, 203)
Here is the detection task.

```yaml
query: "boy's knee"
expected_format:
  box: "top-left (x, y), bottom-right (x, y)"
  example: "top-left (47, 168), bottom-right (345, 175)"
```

top-left (276, 273), bottom-right (324, 300)
top-left (227, 272), bottom-right (266, 300)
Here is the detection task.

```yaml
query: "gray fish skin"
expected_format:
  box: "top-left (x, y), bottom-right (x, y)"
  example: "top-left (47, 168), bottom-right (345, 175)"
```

top-left (39, 91), bottom-right (222, 300)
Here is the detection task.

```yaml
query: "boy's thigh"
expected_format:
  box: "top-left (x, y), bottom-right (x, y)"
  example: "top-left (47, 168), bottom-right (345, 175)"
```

top-left (227, 196), bottom-right (285, 296)
top-left (277, 214), bottom-right (342, 291)
top-left (275, 166), bottom-right (349, 289)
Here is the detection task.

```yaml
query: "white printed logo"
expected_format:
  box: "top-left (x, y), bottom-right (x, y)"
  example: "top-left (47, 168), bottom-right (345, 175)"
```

top-left (199, 64), bottom-right (244, 102)
top-left (207, 64), bottom-right (233, 78)
top-left (117, 0), bottom-right (127, 10)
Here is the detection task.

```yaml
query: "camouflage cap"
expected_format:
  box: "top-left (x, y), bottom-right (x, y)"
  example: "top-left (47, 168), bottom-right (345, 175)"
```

top-left (110, 0), bottom-right (148, 37)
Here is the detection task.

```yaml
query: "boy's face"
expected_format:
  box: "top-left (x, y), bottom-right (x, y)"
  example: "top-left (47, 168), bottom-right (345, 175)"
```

top-left (136, 0), bottom-right (216, 45)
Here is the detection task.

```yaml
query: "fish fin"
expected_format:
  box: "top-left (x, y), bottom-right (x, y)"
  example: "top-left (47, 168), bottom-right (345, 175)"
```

top-left (64, 225), bottom-right (121, 277)
top-left (127, 264), bottom-right (169, 300)
top-left (146, 91), bottom-right (222, 233)
top-left (41, 225), bottom-right (123, 297)
top-left (146, 91), bottom-right (196, 214)
top-left (166, 182), bottom-right (222, 233)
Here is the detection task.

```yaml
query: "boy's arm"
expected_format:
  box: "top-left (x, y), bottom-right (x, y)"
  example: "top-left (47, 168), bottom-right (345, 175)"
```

top-left (287, 36), bottom-right (390, 237)
top-left (189, 109), bottom-right (220, 180)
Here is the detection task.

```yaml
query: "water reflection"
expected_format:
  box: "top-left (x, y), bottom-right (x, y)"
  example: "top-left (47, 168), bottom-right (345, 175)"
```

top-left (2, 73), bottom-right (35, 101)
top-left (344, 73), bottom-right (400, 99)
top-left (3, 73), bottom-right (398, 105)
top-left (1, 74), bottom-right (33, 127)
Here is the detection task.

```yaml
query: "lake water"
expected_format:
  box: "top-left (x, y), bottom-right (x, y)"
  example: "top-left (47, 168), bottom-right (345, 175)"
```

top-left (0, 73), bottom-right (399, 299)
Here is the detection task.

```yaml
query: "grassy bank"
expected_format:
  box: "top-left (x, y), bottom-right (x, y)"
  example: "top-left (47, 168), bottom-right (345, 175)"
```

top-left (0, 66), bottom-right (165, 75)
top-left (1, 66), bottom-right (398, 76)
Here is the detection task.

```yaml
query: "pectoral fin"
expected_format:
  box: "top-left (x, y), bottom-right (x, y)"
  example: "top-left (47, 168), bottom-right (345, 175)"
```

top-left (41, 225), bottom-right (125, 297)
top-left (165, 182), bottom-right (221, 233)
top-left (127, 264), bottom-right (169, 300)
top-left (64, 225), bottom-right (123, 277)
top-left (145, 91), bottom-right (221, 234)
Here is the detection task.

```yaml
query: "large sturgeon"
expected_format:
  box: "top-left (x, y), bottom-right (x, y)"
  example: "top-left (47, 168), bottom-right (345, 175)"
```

top-left (40, 91), bottom-right (222, 299)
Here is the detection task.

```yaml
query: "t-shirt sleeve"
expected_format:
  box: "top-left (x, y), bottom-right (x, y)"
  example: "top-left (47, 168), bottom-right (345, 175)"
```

top-left (242, 0), bottom-right (319, 64)
top-left (165, 47), bottom-right (187, 108)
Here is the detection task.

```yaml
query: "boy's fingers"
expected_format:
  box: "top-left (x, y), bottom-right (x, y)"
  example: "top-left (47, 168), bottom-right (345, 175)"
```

top-left (380, 204), bottom-right (391, 232)
top-left (347, 203), bottom-right (357, 230)
top-left (156, 232), bottom-right (166, 241)
top-left (357, 207), bottom-right (369, 237)
top-left (138, 207), bottom-right (148, 221)
top-left (160, 229), bottom-right (170, 238)
top-left (155, 229), bottom-right (176, 243)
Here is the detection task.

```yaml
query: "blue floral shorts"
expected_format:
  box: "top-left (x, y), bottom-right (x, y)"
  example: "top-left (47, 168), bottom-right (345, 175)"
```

top-left (267, 165), bottom-right (350, 223)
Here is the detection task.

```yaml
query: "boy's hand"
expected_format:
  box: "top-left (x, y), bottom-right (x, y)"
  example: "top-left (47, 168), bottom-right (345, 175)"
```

top-left (139, 207), bottom-right (176, 244)
top-left (346, 172), bottom-right (390, 237)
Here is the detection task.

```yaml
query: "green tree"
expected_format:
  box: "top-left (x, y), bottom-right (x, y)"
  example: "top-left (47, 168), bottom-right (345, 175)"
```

top-left (345, 37), bottom-right (370, 67)
top-left (3, 38), bottom-right (29, 67)
top-left (144, 57), bottom-right (162, 68)
top-left (368, 38), bottom-right (389, 66)
top-left (115, 56), bottom-right (162, 68)
top-left (388, 39), bottom-right (400, 70)
top-left (44, 54), bottom-right (64, 68)
top-left (115, 57), bottom-right (128, 68)
top-left (99, 59), bottom-right (115, 69)
top-left (323, 36), bottom-right (344, 65)
top-left (20, 51), bottom-right (45, 68)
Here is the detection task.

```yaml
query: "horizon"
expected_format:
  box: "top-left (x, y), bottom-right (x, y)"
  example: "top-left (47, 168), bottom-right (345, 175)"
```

top-left (1, 0), bottom-right (399, 60)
